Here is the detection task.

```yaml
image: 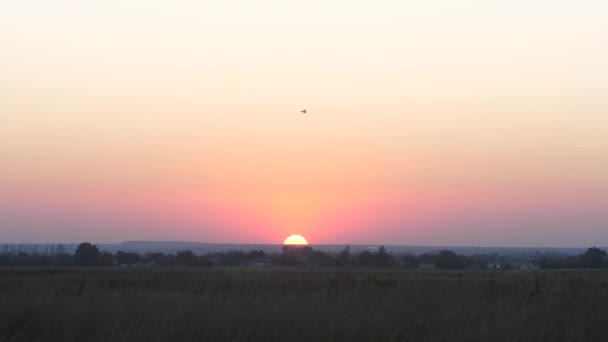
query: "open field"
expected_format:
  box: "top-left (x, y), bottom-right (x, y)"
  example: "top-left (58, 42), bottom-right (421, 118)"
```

top-left (1, 268), bottom-right (607, 342)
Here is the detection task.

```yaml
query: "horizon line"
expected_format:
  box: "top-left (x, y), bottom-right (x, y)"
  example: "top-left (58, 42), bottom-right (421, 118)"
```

top-left (0, 240), bottom-right (602, 250)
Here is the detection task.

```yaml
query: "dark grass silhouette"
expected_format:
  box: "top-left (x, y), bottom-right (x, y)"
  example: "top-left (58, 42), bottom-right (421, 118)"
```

top-left (1, 269), bottom-right (607, 341)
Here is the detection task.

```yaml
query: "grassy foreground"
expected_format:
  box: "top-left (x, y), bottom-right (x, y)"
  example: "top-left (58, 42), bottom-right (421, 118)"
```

top-left (0, 268), bottom-right (607, 342)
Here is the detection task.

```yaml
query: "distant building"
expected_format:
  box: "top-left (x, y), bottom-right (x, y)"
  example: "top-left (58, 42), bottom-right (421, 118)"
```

top-left (520, 261), bottom-right (540, 271)
top-left (487, 262), bottom-right (516, 271)
top-left (249, 257), bottom-right (272, 268)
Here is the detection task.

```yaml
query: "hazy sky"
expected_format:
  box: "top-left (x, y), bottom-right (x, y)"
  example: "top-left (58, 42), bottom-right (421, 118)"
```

top-left (1, 1), bottom-right (607, 246)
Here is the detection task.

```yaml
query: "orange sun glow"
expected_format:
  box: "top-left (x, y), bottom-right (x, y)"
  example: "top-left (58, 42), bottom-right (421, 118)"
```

top-left (283, 235), bottom-right (308, 245)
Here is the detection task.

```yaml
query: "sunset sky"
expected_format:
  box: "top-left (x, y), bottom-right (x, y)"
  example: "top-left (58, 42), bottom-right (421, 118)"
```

top-left (1, 1), bottom-right (607, 246)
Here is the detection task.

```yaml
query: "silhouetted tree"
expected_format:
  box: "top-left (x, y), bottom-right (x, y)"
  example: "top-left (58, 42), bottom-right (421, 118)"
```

top-left (222, 251), bottom-right (247, 266)
top-left (400, 254), bottom-right (419, 269)
top-left (357, 250), bottom-right (375, 266)
top-left (115, 251), bottom-right (141, 266)
top-left (74, 242), bottom-right (100, 266)
top-left (176, 250), bottom-right (206, 267)
top-left (52, 252), bottom-right (74, 266)
top-left (144, 252), bottom-right (174, 267)
top-left (376, 246), bottom-right (396, 267)
top-left (278, 245), bottom-right (314, 265)
top-left (0, 254), bottom-right (9, 266)
top-left (248, 250), bottom-right (265, 259)
top-left (308, 250), bottom-right (334, 266)
top-left (198, 254), bottom-right (213, 267)
top-left (579, 247), bottom-right (606, 268)
top-left (282, 245), bottom-right (313, 257)
top-left (97, 252), bottom-right (115, 267)
top-left (337, 245), bottom-right (351, 266)
top-left (436, 250), bottom-right (464, 269)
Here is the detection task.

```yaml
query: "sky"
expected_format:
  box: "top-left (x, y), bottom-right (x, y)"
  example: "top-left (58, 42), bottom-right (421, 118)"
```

top-left (1, 1), bottom-right (607, 246)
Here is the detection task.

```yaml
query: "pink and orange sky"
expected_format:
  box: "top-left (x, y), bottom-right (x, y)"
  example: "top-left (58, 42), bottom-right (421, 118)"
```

top-left (1, 1), bottom-right (607, 246)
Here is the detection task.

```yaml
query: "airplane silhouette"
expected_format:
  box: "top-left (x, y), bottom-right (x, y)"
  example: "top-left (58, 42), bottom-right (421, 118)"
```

top-left (300, 109), bottom-right (307, 114)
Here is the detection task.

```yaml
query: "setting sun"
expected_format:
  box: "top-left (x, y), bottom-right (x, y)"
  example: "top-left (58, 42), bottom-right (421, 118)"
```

top-left (283, 235), bottom-right (308, 245)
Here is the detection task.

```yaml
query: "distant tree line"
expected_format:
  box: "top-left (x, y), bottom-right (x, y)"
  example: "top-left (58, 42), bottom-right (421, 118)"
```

top-left (0, 243), bottom-right (607, 270)
top-left (538, 247), bottom-right (608, 269)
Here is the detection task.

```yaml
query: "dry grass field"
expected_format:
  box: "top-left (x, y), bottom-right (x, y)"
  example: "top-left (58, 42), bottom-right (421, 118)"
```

top-left (1, 268), bottom-right (607, 342)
